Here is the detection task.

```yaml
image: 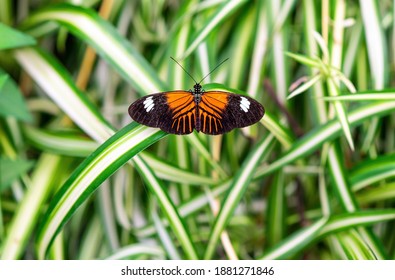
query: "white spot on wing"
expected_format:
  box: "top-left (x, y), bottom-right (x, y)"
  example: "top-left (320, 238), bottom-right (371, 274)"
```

top-left (240, 96), bottom-right (250, 112)
top-left (146, 103), bottom-right (154, 112)
top-left (143, 96), bottom-right (155, 112)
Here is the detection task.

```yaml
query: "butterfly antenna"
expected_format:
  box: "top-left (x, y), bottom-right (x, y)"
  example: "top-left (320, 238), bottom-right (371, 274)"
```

top-left (198, 58), bottom-right (229, 84)
top-left (170, 57), bottom-right (198, 84)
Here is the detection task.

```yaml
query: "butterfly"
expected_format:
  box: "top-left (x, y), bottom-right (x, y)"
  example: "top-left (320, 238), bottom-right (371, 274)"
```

top-left (128, 58), bottom-right (265, 135)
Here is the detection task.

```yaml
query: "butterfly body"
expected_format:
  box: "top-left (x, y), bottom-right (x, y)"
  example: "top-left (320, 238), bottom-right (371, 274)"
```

top-left (191, 83), bottom-right (203, 104)
top-left (129, 82), bottom-right (264, 135)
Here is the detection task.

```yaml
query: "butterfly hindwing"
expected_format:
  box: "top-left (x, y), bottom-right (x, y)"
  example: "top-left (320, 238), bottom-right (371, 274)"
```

top-left (128, 91), bottom-right (196, 135)
top-left (198, 91), bottom-right (264, 135)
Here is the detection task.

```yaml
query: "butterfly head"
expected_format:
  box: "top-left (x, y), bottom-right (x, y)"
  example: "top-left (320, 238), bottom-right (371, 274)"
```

top-left (193, 83), bottom-right (203, 94)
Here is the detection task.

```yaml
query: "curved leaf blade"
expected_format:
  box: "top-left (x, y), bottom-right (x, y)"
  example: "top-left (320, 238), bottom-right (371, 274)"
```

top-left (36, 123), bottom-right (166, 259)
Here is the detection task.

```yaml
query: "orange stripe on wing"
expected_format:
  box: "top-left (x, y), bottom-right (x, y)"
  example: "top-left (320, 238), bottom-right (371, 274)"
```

top-left (166, 91), bottom-right (196, 134)
top-left (199, 91), bottom-right (229, 118)
top-left (198, 91), bottom-right (231, 134)
top-left (166, 91), bottom-right (193, 109)
top-left (202, 91), bottom-right (229, 108)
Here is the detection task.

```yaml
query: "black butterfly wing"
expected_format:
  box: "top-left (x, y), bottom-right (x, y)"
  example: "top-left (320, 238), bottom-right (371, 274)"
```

top-left (128, 91), bottom-right (196, 135)
top-left (198, 91), bottom-right (264, 135)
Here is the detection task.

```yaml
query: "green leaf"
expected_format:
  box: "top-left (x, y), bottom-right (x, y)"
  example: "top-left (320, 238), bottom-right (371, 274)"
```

top-left (181, 0), bottom-right (248, 59)
top-left (337, 230), bottom-right (378, 260)
top-left (0, 22), bottom-right (36, 50)
top-left (255, 100), bottom-right (395, 179)
top-left (323, 91), bottom-right (395, 101)
top-left (360, 0), bottom-right (387, 89)
top-left (287, 74), bottom-right (321, 100)
top-left (0, 157), bottom-right (34, 191)
top-left (105, 245), bottom-right (165, 260)
top-left (261, 210), bottom-right (395, 259)
top-left (285, 52), bottom-right (321, 68)
top-left (36, 123), bottom-right (166, 259)
top-left (357, 182), bottom-right (395, 204)
top-left (20, 4), bottom-right (165, 94)
top-left (327, 78), bottom-right (355, 151)
top-left (204, 134), bottom-right (276, 259)
top-left (133, 156), bottom-right (198, 259)
top-left (0, 74), bottom-right (32, 121)
top-left (350, 153), bottom-right (395, 192)
top-left (1, 154), bottom-right (61, 259)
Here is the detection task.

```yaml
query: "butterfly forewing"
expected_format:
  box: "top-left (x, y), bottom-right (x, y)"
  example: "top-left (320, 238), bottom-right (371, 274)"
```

top-left (128, 91), bottom-right (196, 135)
top-left (198, 91), bottom-right (264, 135)
top-left (128, 93), bottom-right (171, 129)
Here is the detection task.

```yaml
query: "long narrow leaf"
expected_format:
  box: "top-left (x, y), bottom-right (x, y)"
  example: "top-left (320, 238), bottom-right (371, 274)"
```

top-left (36, 123), bottom-right (166, 258)
top-left (204, 134), bottom-right (275, 259)
top-left (182, 0), bottom-right (247, 59)
top-left (20, 4), bottom-right (166, 94)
